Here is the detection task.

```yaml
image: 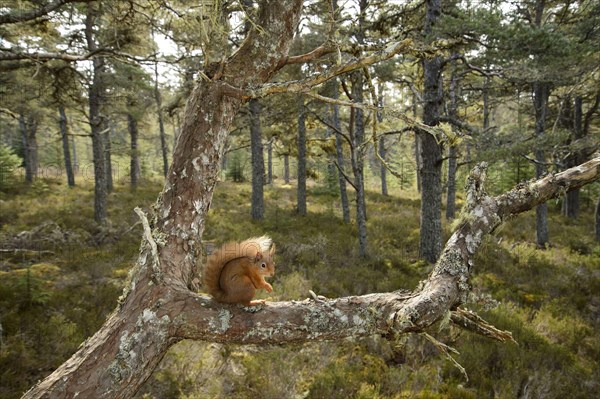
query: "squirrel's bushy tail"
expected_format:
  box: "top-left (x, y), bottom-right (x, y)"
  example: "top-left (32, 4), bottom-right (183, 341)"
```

top-left (203, 236), bottom-right (273, 301)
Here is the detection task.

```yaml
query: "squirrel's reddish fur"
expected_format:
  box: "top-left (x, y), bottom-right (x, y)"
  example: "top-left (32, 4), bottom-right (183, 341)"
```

top-left (203, 236), bottom-right (276, 305)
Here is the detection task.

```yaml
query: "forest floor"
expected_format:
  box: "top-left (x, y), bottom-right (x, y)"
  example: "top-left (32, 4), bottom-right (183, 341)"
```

top-left (0, 176), bottom-right (599, 399)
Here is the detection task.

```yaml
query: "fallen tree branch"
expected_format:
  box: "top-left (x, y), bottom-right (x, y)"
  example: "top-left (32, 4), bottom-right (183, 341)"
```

top-left (422, 332), bottom-right (469, 382)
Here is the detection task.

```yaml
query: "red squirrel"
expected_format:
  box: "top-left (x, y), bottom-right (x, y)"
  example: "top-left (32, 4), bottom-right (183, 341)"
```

top-left (203, 236), bottom-right (276, 306)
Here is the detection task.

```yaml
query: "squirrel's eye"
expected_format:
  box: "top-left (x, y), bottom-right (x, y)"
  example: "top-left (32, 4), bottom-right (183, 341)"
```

top-left (261, 262), bottom-right (267, 268)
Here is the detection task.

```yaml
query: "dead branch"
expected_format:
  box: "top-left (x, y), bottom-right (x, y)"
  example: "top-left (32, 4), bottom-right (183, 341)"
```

top-left (450, 308), bottom-right (516, 343)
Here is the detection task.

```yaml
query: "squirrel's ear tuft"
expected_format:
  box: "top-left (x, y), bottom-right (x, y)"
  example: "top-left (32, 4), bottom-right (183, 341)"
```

top-left (269, 243), bottom-right (276, 257)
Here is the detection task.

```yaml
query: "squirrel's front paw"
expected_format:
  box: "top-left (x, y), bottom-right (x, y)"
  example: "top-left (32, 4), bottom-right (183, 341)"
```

top-left (264, 283), bottom-right (273, 293)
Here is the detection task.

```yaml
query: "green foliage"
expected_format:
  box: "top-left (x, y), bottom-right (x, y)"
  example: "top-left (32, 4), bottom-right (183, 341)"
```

top-left (225, 150), bottom-right (249, 183)
top-left (0, 145), bottom-right (22, 192)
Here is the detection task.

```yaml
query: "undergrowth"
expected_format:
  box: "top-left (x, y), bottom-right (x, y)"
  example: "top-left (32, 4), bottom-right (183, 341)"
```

top-left (0, 177), bottom-right (598, 399)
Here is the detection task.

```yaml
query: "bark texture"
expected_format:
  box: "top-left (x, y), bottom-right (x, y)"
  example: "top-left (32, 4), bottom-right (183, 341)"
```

top-left (378, 91), bottom-right (388, 196)
top-left (105, 125), bottom-right (113, 193)
top-left (350, 71), bottom-right (368, 257)
top-left (533, 81), bottom-right (550, 247)
top-left (128, 113), bottom-right (141, 188)
top-left (250, 98), bottom-right (265, 220)
top-left (297, 95), bottom-right (307, 216)
top-left (85, 4), bottom-right (108, 223)
top-left (332, 82), bottom-right (351, 223)
top-left (419, 0), bottom-right (444, 263)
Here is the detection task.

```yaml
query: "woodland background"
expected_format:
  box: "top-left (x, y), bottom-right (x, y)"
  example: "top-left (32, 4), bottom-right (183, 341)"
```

top-left (0, 0), bottom-right (599, 398)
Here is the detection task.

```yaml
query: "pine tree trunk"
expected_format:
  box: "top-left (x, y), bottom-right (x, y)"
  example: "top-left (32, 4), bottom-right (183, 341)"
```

top-left (595, 197), bottom-right (600, 242)
top-left (59, 106), bottom-right (75, 187)
top-left (446, 145), bottom-right (457, 220)
top-left (86, 3), bottom-right (107, 224)
top-left (482, 76), bottom-right (490, 130)
top-left (70, 134), bottom-right (79, 174)
top-left (128, 114), bottom-right (141, 189)
top-left (19, 113), bottom-right (38, 183)
top-left (105, 124), bottom-right (113, 193)
top-left (413, 92), bottom-right (422, 193)
top-left (419, 0), bottom-right (444, 263)
top-left (297, 95), bottom-right (307, 216)
top-left (250, 98), bottom-right (265, 220)
top-left (533, 81), bottom-right (550, 247)
top-left (446, 60), bottom-right (459, 221)
top-left (564, 96), bottom-right (583, 218)
top-left (284, 153), bottom-right (290, 184)
top-left (350, 71), bottom-right (368, 257)
top-left (332, 87), bottom-right (350, 223)
top-left (379, 137), bottom-right (388, 196)
top-left (352, 0), bottom-right (368, 257)
top-left (378, 88), bottom-right (388, 196)
top-left (267, 138), bottom-right (273, 185)
top-left (154, 61), bottom-right (169, 178)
